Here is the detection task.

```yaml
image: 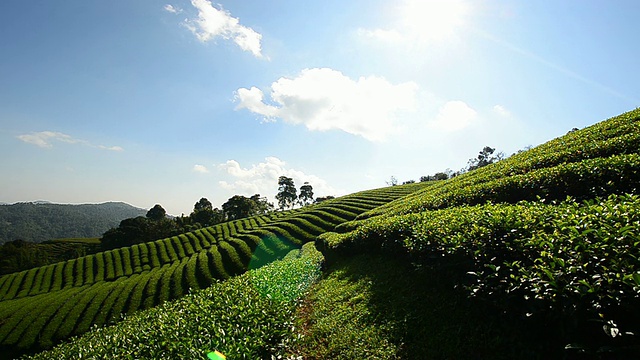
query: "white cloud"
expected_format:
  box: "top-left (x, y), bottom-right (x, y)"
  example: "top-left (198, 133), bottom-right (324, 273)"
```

top-left (218, 157), bottom-right (341, 201)
top-left (163, 4), bottom-right (182, 14)
top-left (234, 87), bottom-right (279, 120)
top-left (16, 131), bottom-right (123, 151)
top-left (193, 164), bottom-right (209, 173)
top-left (235, 68), bottom-right (418, 141)
top-left (428, 101), bottom-right (477, 132)
top-left (360, 0), bottom-right (470, 46)
top-left (493, 104), bottom-right (511, 117)
top-left (98, 145), bottom-right (124, 151)
top-left (184, 0), bottom-right (263, 58)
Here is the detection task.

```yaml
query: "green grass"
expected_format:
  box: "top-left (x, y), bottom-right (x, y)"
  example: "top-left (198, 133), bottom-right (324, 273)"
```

top-left (286, 254), bottom-right (555, 359)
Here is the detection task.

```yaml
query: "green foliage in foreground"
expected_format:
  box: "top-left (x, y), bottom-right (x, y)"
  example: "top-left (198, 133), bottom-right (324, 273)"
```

top-left (319, 194), bottom-right (640, 354)
top-left (287, 255), bottom-right (549, 359)
top-left (25, 243), bottom-right (323, 360)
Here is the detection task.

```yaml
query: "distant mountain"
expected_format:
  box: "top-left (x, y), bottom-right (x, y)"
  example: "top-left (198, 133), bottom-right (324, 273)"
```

top-left (0, 202), bottom-right (147, 244)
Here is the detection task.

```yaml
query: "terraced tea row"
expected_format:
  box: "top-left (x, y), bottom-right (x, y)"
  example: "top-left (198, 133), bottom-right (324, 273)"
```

top-left (0, 183), bottom-right (426, 355)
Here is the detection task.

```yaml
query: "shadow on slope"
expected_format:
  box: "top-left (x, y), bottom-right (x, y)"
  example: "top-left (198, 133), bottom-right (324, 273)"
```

top-left (291, 254), bottom-right (562, 360)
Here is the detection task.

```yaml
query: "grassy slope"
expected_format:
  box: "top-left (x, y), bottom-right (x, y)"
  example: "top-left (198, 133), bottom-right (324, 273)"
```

top-left (17, 108), bottom-right (640, 359)
top-left (287, 255), bottom-right (550, 359)
top-left (298, 108), bottom-right (640, 359)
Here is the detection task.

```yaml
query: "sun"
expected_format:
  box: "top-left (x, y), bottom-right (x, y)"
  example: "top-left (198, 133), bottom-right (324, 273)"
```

top-left (399, 0), bottom-right (470, 43)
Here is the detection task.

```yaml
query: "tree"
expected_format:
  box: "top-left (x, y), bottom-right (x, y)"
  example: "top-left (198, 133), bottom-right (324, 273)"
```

top-left (314, 196), bottom-right (335, 204)
top-left (101, 216), bottom-right (151, 250)
top-left (146, 204), bottom-right (166, 221)
top-left (101, 214), bottom-right (181, 251)
top-left (467, 146), bottom-right (504, 171)
top-left (191, 198), bottom-right (223, 226)
top-left (386, 176), bottom-right (398, 186)
top-left (298, 182), bottom-right (314, 206)
top-left (193, 198), bottom-right (213, 212)
top-left (249, 194), bottom-right (274, 214)
top-left (192, 208), bottom-right (223, 227)
top-left (222, 195), bottom-right (255, 220)
top-left (276, 176), bottom-right (297, 209)
top-left (420, 171), bottom-right (449, 182)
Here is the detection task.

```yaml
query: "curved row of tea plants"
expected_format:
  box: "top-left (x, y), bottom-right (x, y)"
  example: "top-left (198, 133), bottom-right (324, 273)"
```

top-left (24, 243), bottom-right (324, 360)
top-left (0, 183), bottom-right (420, 302)
top-left (0, 182), bottom-right (427, 356)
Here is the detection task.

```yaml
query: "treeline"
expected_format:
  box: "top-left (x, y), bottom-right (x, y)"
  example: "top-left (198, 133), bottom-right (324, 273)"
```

top-left (100, 194), bottom-right (274, 251)
top-left (101, 178), bottom-right (331, 251)
top-left (395, 146), bottom-right (511, 185)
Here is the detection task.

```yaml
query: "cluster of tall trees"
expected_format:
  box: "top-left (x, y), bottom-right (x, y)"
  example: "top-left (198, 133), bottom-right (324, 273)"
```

top-left (101, 177), bottom-right (319, 250)
top-left (275, 176), bottom-right (314, 209)
top-left (100, 194), bottom-right (275, 250)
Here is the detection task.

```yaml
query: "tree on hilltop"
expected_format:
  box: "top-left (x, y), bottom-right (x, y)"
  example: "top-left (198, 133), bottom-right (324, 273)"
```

top-left (314, 195), bottom-right (335, 204)
top-left (467, 146), bottom-right (504, 171)
top-left (222, 195), bottom-right (255, 220)
top-left (222, 194), bottom-right (273, 220)
top-left (191, 198), bottom-right (223, 226)
top-left (250, 194), bottom-right (274, 214)
top-left (276, 176), bottom-right (297, 210)
top-left (298, 182), bottom-right (314, 206)
top-left (146, 204), bottom-right (167, 221)
top-left (194, 198), bottom-right (213, 212)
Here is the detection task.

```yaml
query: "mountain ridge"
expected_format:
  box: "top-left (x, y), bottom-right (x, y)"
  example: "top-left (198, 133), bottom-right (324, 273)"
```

top-left (0, 202), bottom-right (147, 244)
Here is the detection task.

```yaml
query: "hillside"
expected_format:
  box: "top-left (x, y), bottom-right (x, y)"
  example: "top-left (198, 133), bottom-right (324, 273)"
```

top-left (0, 202), bottom-right (146, 244)
top-left (3, 108), bottom-right (640, 359)
top-left (0, 184), bottom-right (426, 358)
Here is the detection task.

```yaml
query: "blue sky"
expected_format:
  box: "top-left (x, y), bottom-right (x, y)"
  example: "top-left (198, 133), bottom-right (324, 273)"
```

top-left (1, 0), bottom-right (638, 215)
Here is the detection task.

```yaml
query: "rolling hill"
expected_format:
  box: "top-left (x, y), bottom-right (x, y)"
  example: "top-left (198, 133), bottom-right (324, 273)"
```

top-left (2, 108), bottom-right (639, 359)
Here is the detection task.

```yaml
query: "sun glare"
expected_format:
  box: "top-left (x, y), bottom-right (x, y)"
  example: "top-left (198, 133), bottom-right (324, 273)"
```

top-left (400, 0), bottom-right (470, 43)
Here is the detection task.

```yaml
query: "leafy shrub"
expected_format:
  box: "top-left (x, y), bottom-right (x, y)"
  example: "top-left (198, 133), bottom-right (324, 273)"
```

top-left (131, 245), bottom-right (142, 273)
top-left (27, 267), bottom-right (45, 297)
top-left (179, 234), bottom-right (195, 256)
top-left (171, 236), bottom-right (186, 259)
top-left (83, 255), bottom-right (94, 285)
top-left (126, 272), bottom-right (151, 315)
top-left (120, 248), bottom-right (133, 276)
top-left (199, 228), bottom-right (217, 245)
top-left (157, 239), bottom-right (173, 263)
top-left (322, 194), bottom-right (640, 348)
top-left (94, 253), bottom-right (105, 282)
top-left (207, 245), bottom-right (230, 280)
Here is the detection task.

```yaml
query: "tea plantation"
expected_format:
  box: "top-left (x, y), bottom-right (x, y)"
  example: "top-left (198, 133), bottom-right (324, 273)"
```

top-left (0, 183), bottom-right (426, 358)
top-left (3, 108), bottom-right (640, 359)
top-left (315, 108), bottom-right (640, 358)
